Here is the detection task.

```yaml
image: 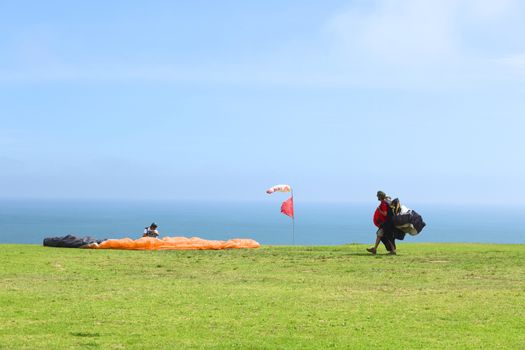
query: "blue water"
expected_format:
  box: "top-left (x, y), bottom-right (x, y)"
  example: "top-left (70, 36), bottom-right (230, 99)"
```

top-left (0, 199), bottom-right (523, 245)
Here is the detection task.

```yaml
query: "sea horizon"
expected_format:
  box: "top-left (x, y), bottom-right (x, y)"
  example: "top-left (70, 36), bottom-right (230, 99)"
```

top-left (1, 198), bottom-right (523, 245)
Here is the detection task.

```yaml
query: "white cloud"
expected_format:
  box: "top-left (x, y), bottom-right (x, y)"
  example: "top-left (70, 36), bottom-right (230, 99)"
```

top-left (466, 0), bottom-right (519, 21)
top-left (325, 0), bottom-right (459, 64)
top-left (0, 1), bottom-right (524, 89)
top-left (323, 0), bottom-right (524, 65)
top-left (318, 0), bottom-right (525, 86)
top-left (498, 54), bottom-right (525, 70)
top-left (501, 53), bottom-right (525, 68)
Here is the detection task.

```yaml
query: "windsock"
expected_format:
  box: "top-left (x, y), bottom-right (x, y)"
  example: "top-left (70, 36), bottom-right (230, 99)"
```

top-left (266, 184), bottom-right (292, 194)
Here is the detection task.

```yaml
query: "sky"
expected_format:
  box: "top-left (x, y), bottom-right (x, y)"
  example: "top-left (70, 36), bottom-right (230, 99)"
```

top-left (1, 0), bottom-right (524, 204)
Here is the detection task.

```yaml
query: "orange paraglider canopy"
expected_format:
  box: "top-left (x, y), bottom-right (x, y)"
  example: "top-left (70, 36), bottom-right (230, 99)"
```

top-left (86, 236), bottom-right (260, 250)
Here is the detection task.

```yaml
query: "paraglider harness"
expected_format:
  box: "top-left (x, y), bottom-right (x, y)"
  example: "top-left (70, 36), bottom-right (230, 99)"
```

top-left (390, 198), bottom-right (402, 216)
top-left (388, 198), bottom-right (426, 235)
top-left (388, 198), bottom-right (407, 240)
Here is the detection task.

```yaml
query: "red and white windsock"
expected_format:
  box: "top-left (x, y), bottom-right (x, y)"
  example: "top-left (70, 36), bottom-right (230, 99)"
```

top-left (266, 183), bottom-right (296, 244)
top-left (266, 184), bottom-right (292, 194)
top-left (266, 184), bottom-right (294, 219)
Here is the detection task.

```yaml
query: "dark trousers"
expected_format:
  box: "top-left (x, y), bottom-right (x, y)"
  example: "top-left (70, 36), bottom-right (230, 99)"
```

top-left (380, 221), bottom-right (396, 252)
top-left (380, 236), bottom-right (396, 251)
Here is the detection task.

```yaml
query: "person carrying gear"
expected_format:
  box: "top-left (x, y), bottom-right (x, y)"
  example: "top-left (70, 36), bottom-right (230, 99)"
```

top-left (367, 191), bottom-right (397, 255)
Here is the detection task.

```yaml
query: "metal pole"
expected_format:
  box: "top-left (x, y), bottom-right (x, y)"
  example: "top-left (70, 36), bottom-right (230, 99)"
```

top-left (292, 189), bottom-right (295, 245)
top-left (292, 215), bottom-right (295, 245)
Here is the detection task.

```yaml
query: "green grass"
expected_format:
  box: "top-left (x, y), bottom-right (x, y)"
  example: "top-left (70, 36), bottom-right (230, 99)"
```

top-left (1, 243), bottom-right (524, 349)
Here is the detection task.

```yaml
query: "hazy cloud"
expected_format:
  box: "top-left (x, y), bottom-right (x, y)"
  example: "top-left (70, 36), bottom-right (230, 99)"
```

top-left (498, 54), bottom-right (525, 70)
top-left (325, 0), bottom-right (459, 63)
top-left (0, 0), bottom-right (524, 88)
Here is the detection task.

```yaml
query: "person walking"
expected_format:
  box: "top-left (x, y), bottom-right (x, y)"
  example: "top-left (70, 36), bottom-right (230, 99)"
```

top-left (367, 191), bottom-right (397, 255)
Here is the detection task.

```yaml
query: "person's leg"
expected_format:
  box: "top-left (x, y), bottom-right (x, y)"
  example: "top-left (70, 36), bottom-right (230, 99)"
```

top-left (374, 235), bottom-right (381, 250)
top-left (380, 221), bottom-right (395, 252)
top-left (367, 236), bottom-right (381, 254)
top-left (380, 235), bottom-right (394, 252)
top-left (390, 229), bottom-right (398, 253)
top-left (367, 229), bottom-right (383, 254)
top-left (388, 239), bottom-right (397, 255)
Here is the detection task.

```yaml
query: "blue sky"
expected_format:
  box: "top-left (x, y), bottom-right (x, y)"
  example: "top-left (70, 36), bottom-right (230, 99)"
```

top-left (1, 0), bottom-right (524, 204)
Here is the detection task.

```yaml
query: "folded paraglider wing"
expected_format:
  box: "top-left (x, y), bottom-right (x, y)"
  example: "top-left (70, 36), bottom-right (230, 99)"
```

top-left (392, 209), bottom-right (426, 235)
top-left (88, 236), bottom-right (260, 250)
top-left (43, 235), bottom-right (106, 248)
top-left (43, 235), bottom-right (261, 250)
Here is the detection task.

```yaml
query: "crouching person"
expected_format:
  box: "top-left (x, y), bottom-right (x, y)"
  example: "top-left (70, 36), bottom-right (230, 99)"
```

top-left (143, 222), bottom-right (160, 238)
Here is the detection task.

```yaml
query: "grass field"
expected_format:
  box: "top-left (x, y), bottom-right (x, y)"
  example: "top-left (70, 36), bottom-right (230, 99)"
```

top-left (1, 243), bottom-right (524, 349)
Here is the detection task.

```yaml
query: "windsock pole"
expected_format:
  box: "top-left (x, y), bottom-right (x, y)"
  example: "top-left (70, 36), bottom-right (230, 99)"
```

top-left (292, 189), bottom-right (295, 245)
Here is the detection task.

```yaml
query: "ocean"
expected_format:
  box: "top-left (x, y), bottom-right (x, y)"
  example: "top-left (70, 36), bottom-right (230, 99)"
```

top-left (0, 199), bottom-right (523, 245)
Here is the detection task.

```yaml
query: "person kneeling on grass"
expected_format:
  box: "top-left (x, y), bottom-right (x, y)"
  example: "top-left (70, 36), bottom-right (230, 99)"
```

top-left (143, 222), bottom-right (160, 238)
top-left (367, 191), bottom-right (396, 255)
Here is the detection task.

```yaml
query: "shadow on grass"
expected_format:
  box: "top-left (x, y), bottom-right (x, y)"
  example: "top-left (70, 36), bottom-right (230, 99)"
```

top-left (70, 332), bottom-right (100, 338)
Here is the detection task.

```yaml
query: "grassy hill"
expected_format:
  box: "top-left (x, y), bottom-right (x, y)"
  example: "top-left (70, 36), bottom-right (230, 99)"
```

top-left (1, 243), bottom-right (524, 349)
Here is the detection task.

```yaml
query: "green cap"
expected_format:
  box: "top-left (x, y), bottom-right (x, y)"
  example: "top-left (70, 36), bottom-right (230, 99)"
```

top-left (377, 191), bottom-right (386, 200)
